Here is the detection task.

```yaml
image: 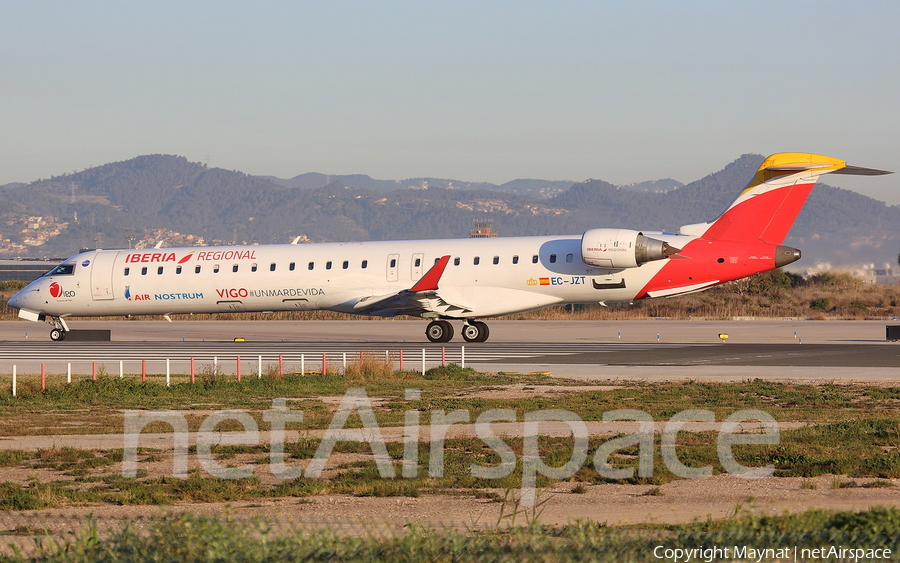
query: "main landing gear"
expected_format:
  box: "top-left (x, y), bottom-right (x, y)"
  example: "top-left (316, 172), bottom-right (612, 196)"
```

top-left (425, 320), bottom-right (490, 343)
top-left (461, 321), bottom-right (490, 343)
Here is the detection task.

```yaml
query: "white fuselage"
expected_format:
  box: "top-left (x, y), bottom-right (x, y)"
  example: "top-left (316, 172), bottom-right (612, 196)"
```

top-left (10, 233), bottom-right (698, 320)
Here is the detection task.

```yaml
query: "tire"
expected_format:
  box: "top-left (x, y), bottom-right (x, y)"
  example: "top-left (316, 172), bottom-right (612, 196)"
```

top-left (50, 328), bottom-right (66, 341)
top-left (473, 321), bottom-right (490, 342)
top-left (462, 321), bottom-right (490, 343)
top-left (426, 320), bottom-right (454, 343)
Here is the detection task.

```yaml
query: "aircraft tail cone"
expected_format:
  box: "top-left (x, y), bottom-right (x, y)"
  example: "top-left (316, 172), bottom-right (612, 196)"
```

top-left (775, 245), bottom-right (802, 268)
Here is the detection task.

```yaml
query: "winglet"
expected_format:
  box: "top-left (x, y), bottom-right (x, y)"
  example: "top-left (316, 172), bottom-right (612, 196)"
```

top-left (409, 255), bottom-right (450, 292)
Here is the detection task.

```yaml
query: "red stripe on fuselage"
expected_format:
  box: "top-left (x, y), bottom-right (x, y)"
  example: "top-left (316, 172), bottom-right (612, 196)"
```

top-left (635, 238), bottom-right (780, 299)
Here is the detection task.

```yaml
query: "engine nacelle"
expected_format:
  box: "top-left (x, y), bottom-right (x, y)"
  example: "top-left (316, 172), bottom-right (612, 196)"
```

top-left (581, 228), bottom-right (680, 268)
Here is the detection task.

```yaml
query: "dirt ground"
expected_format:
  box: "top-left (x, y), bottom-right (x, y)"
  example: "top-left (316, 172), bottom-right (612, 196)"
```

top-left (1, 379), bottom-right (898, 553)
top-left (2, 473), bottom-right (897, 528)
top-left (1, 472), bottom-right (898, 556)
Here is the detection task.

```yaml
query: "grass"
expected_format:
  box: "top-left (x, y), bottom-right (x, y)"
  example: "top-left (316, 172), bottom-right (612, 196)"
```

top-left (0, 369), bottom-right (896, 511)
top-left (4, 507), bottom-right (900, 562)
top-left (0, 413), bottom-right (896, 509)
top-left (2, 376), bottom-right (899, 436)
top-left (343, 352), bottom-right (414, 383)
top-left (0, 374), bottom-right (895, 560)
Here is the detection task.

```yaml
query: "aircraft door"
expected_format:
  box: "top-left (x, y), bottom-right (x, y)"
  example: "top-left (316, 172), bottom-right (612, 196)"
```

top-left (411, 253), bottom-right (424, 280)
top-left (386, 254), bottom-right (400, 282)
top-left (90, 251), bottom-right (119, 300)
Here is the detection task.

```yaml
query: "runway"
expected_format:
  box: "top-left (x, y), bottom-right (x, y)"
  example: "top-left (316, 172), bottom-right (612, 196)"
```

top-left (0, 319), bottom-right (897, 381)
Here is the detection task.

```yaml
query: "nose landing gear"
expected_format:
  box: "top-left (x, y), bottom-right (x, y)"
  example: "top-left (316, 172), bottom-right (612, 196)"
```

top-left (46, 316), bottom-right (69, 342)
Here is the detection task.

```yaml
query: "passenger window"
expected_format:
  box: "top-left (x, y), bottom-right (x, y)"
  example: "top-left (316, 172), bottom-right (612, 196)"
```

top-left (390, 258), bottom-right (397, 268)
top-left (124, 267), bottom-right (130, 276)
top-left (308, 262), bottom-right (314, 270)
top-left (361, 260), bottom-right (368, 269)
top-left (454, 257), bottom-right (460, 266)
top-left (566, 253), bottom-right (574, 263)
top-left (512, 255), bottom-right (519, 264)
top-left (532, 255), bottom-right (539, 264)
top-left (232, 264), bottom-right (239, 273)
top-left (493, 256), bottom-right (499, 265)
top-left (251, 263), bottom-right (258, 272)
top-left (326, 261), bottom-right (332, 270)
top-left (415, 258), bottom-right (421, 267)
top-left (549, 254), bottom-right (557, 264)
top-left (213, 264), bottom-right (220, 273)
top-left (289, 262), bottom-right (296, 271)
top-left (342, 260), bottom-right (349, 269)
top-left (157, 266), bottom-right (164, 275)
top-left (141, 267), bottom-right (148, 275)
top-left (473, 257), bottom-right (480, 265)
top-left (195, 265), bottom-right (201, 274)
top-left (176, 266), bottom-right (182, 274)
top-left (270, 263), bottom-right (276, 272)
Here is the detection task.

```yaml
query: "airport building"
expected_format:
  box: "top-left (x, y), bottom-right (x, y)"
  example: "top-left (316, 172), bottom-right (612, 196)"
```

top-left (852, 264), bottom-right (900, 285)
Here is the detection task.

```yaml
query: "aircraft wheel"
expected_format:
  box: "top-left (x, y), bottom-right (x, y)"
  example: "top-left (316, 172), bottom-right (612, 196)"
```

top-left (426, 320), bottom-right (454, 343)
top-left (474, 321), bottom-right (490, 342)
top-left (462, 321), bottom-right (490, 343)
top-left (50, 328), bottom-right (66, 342)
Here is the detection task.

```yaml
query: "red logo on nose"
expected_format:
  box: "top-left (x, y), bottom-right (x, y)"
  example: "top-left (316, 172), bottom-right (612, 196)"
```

top-left (49, 282), bottom-right (62, 298)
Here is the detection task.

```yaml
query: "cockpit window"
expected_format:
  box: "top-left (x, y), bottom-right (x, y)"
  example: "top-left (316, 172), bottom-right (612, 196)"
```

top-left (43, 263), bottom-right (75, 276)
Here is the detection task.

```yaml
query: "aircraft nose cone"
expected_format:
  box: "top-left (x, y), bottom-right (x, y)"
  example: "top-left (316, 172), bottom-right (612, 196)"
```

top-left (8, 291), bottom-right (22, 310)
top-left (7, 286), bottom-right (35, 311)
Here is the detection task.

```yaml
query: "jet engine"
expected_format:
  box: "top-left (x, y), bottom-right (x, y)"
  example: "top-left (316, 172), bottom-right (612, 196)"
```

top-left (581, 228), bottom-right (681, 268)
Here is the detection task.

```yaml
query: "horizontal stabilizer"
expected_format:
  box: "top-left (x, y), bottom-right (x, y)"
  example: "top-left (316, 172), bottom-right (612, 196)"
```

top-left (831, 165), bottom-right (893, 176)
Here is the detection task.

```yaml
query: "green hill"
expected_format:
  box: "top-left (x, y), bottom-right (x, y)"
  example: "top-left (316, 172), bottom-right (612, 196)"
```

top-left (1, 154), bottom-right (897, 267)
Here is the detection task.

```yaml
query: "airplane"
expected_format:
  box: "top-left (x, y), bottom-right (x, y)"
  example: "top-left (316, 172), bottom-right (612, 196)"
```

top-left (7, 153), bottom-right (891, 343)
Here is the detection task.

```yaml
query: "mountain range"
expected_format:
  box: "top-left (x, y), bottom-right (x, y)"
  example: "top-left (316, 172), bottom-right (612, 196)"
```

top-left (1, 154), bottom-right (897, 268)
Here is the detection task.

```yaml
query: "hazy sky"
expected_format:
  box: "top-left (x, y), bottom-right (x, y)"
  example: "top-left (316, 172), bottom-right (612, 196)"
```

top-left (3, 1), bottom-right (899, 203)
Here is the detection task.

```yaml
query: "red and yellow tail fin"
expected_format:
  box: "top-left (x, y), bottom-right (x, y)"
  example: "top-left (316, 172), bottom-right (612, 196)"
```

top-left (686, 153), bottom-right (890, 244)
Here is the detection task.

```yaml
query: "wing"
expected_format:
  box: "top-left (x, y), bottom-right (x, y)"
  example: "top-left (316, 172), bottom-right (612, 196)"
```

top-left (351, 255), bottom-right (474, 317)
